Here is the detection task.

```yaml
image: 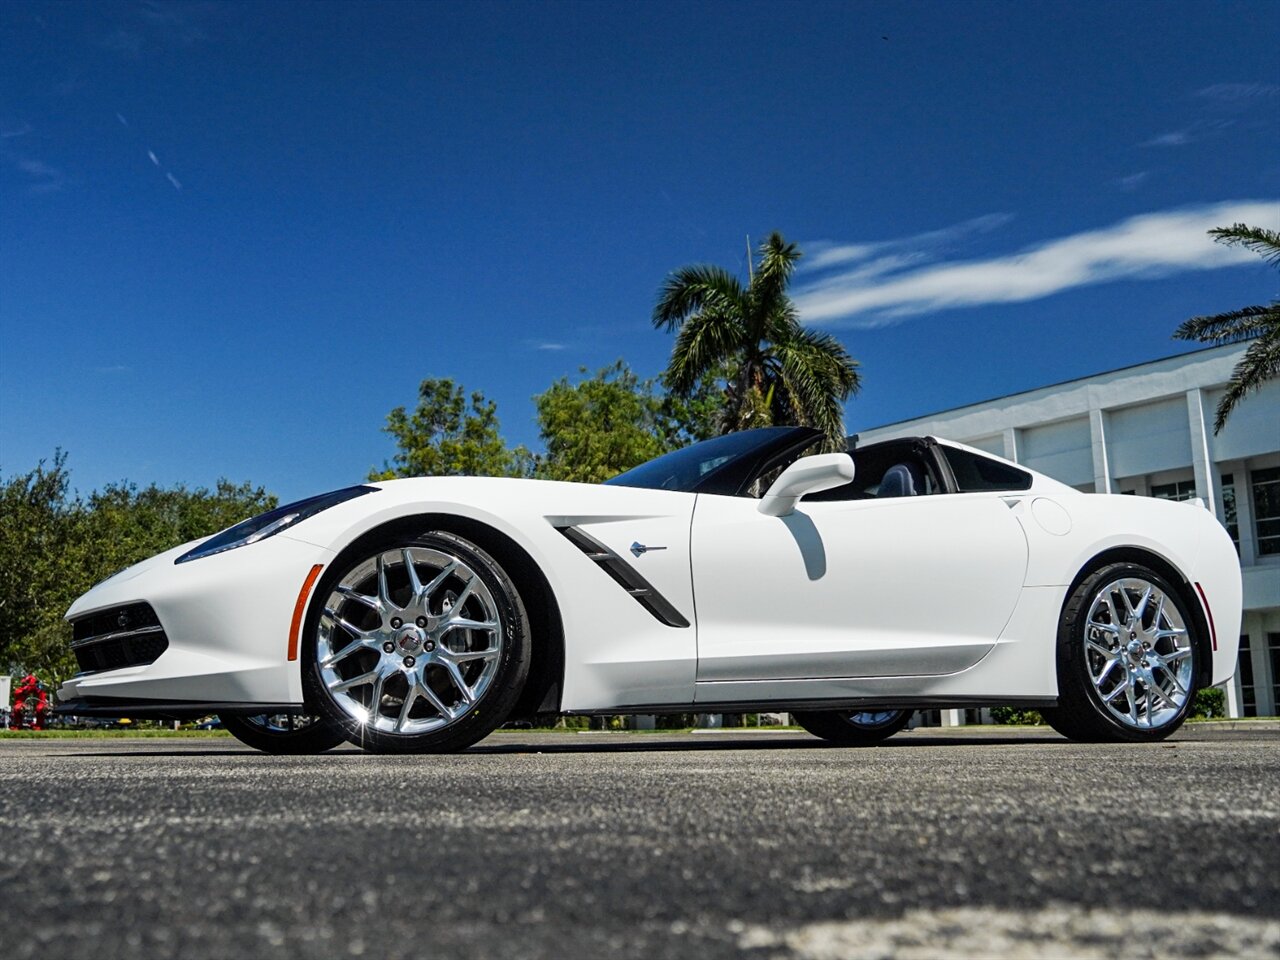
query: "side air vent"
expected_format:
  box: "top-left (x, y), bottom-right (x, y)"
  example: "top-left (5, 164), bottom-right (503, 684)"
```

top-left (556, 526), bottom-right (690, 628)
top-left (70, 602), bottom-right (169, 675)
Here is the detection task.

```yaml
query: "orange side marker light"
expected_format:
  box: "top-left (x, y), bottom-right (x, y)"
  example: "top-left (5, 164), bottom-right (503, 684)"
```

top-left (288, 564), bottom-right (325, 661)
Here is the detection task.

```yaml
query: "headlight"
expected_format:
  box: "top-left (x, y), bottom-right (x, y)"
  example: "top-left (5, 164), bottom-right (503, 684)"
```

top-left (175, 485), bottom-right (377, 564)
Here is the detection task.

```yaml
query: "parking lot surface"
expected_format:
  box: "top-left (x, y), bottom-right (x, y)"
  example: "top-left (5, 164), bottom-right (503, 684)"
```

top-left (2, 726), bottom-right (1278, 959)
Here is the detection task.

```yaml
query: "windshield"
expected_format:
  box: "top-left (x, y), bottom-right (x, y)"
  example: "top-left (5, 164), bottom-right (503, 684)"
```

top-left (605, 427), bottom-right (819, 495)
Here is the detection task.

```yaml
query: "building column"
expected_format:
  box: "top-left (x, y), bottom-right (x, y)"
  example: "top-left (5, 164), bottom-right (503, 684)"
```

top-left (1186, 388), bottom-right (1217, 516)
top-left (1226, 673), bottom-right (1243, 719)
top-left (1249, 614), bottom-right (1276, 718)
top-left (1234, 465), bottom-right (1259, 567)
top-left (1089, 407), bottom-right (1114, 493)
top-left (1002, 427), bottom-right (1020, 463)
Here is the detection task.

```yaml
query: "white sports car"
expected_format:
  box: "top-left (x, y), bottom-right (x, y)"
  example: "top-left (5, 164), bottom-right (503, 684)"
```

top-left (57, 427), bottom-right (1241, 752)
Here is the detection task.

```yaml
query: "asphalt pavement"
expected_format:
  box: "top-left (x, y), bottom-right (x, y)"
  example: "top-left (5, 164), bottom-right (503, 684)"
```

top-left (2, 726), bottom-right (1278, 959)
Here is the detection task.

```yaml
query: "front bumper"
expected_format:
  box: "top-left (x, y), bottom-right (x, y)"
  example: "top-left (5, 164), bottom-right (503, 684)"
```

top-left (57, 534), bottom-right (335, 712)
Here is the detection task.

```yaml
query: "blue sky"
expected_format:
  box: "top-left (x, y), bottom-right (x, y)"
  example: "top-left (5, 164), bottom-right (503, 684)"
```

top-left (2, 0), bottom-right (1277, 502)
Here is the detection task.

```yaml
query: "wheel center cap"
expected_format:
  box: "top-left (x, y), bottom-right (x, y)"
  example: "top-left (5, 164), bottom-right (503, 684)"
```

top-left (396, 626), bottom-right (426, 655)
top-left (1126, 639), bottom-right (1143, 658)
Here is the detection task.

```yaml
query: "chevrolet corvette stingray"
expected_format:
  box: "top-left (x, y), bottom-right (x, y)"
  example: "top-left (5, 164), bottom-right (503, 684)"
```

top-left (57, 427), bottom-right (1241, 752)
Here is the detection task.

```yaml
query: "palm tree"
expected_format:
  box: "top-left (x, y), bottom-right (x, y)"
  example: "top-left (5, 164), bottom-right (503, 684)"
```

top-left (1174, 223), bottom-right (1280, 433)
top-left (653, 232), bottom-right (860, 448)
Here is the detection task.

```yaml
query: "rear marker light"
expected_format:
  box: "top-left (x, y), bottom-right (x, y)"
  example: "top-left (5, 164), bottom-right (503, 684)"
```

top-left (1194, 582), bottom-right (1217, 652)
top-left (288, 564), bottom-right (325, 661)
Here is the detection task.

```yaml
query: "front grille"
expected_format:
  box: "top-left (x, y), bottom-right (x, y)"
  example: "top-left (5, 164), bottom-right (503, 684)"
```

top-left (70, 602), bottom-right (169, 675)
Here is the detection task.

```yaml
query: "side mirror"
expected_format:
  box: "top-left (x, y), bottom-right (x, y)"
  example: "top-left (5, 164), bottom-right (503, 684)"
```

top-left (758, 453), bottom-right (855, 517)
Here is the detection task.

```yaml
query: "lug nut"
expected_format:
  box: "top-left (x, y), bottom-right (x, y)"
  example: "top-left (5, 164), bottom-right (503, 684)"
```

top-left (425, 640), bottom-right (435, 652)
top-left (390, 617), bottom-right (403, 629)
top-left (403, 655), bottom-right (416, 668)
top-left (416, 616), bottom-right (428, 628)
top-left (383, 641), bottom-right (396, 653)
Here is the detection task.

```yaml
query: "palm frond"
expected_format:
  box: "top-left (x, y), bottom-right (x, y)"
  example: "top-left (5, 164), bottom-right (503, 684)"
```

top-left (666, 307), bottom-right (747, 393)
top-left (762, 299), bottom-right (803, 345)
top-left (1209, 224), bottom-right (1280, 268)
top-left (1175, 302), bottom-right (1278, 345)
top-left (783, 326), bottom-right (862, 397)
top-left (749, 232), bottom-right (802, 336)
top-left (653, 266), bottom-right (746, 332)
top-left (772, 328), bottom-right (862, 446)
top-left (1213, 328), bottom-right (1280, 433)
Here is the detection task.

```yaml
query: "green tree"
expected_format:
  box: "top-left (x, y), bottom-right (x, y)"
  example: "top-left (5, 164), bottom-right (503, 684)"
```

top-left (1, 454), bottom-right (276, 684)
top-left (85, 479), bottom-right (276, 585)
top-left (371, 378), bottom-right (534, 480)
top-left (535, 361), bottom-right (671, 483)
top-left (657, 366), bottom-right (725, 447)
top-left (1174, 223), bottom-right (1280, 433)
top-left (0, 452), bottom-right (85, 682)
top-left (654, 232), bottom-right (861, 447)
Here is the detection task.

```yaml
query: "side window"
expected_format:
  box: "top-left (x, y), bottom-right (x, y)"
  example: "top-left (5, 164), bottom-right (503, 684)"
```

top-left (806, 444), bottom-right (940, 501)
top-left (944, 447), bottom-right (1033, 492)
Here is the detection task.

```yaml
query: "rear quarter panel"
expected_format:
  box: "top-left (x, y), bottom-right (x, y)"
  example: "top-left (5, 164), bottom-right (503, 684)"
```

top-left (1017, 491), bottom-right (1242, 685)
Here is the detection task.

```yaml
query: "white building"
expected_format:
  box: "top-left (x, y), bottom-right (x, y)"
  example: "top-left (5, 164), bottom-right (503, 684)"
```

top-left (858, 342), bottom-right (1280, 718)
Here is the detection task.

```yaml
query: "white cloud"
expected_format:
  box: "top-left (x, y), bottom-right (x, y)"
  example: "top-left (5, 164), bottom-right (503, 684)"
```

top-left (148, 149), bottom-right (160, 165)
top-left (1114, 171), bottom-right (1150, 190)
top-left (1141, 119), bottom-right (1239, 148)
top-left (803, 213), bottom-right (1013, 271)
top-left (794, 201), bottom-right (1280, 328)
top-left (0, 121), bottom-right (32, 138)
top-left (15, 158), bottom-right (65, 194)
top-left (1196, 83), bottom-right (1280, 102)
top-left (166, 172), bottom-right (182, 190)
top-left (1143, 128), bottom-right (1196, 148)
top-left (535, 342), bottom-right (566, 351)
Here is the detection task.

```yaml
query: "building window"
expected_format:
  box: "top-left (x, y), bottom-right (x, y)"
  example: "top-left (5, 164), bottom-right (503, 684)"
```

top-left (1221, 473), bottom-right (1240, 552)
top-left (1253, 467), bottom-right (1280, 557)
top-left (1151, 479), bottom-right (1197, 502)
top-left (1239, 634), bottom-right (1256, 717)
top-left (1270, 634), bottom-right (1280, 715)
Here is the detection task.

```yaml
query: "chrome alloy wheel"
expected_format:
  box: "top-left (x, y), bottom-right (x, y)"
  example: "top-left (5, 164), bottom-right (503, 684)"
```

top-left (846, 710), bottom-right (905, 729)
top-left (316, 547), bottom-right (504, 735)
top-left (1083, 577), bottom-right (1194, 729)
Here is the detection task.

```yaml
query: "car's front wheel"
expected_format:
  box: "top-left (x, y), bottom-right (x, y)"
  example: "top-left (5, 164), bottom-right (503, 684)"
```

top-left (221, 712), bottom-right (347, 754)
top-left (302, 530), bottom-right (531, 753)
top-left (1043, 562), bottom-right (1200, 743)
top-left (793, 709), bottom-right (913, 745)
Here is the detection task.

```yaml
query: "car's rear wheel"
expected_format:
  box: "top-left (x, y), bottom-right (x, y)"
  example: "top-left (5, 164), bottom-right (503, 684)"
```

top-left (1043, 562), bottom-right (1200, 743)
top-left (302, 530), bottom-right (531, 754)
top-left (793, 708), bottom-right (913, 745)
top-left (221, 712), bottom-right (346, 754)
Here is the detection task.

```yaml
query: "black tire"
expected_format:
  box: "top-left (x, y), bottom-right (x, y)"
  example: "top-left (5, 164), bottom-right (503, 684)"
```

top-left (221, 712), bottom-right (347, 754)
top-left (793, 709), bottom-right (913, 745)
top-left (302, 530), bottom-right (531, 754)
top-left (1042, 562), bottom-right (1201, 743)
